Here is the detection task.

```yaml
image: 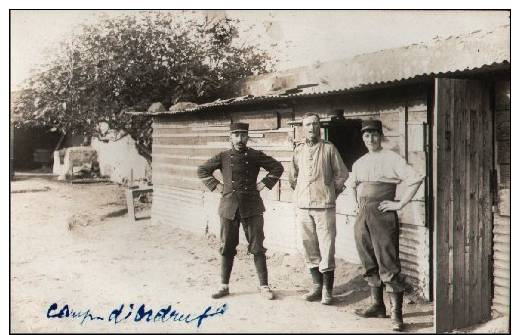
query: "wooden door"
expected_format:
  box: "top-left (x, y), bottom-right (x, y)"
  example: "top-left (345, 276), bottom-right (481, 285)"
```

top-left (434, 78), bottom-right (494, 332)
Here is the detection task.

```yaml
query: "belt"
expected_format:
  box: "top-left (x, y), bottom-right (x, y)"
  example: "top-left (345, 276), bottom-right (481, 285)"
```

top-left (358, 182), bottom-right (396, 204)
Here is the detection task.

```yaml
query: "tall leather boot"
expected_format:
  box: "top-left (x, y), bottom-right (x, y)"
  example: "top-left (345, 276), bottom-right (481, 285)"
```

top-left (302, 267), bottom-right (323, 301)
top-left (354, 286), bottom-right (387, 318)
top-left (211, 255), bottom-right (234, 299)
top-left (254, 254), bottom-right (268, 286)
top-left (389, 292), bottom-right (404, 331)
top-left (321, 270), bottom-right (334, 305)
top-left (254, 254), bottom-right (274, 300)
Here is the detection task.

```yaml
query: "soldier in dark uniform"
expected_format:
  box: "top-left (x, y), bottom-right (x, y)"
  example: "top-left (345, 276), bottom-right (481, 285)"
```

top-left (197, 122), bottom-right (284, 300)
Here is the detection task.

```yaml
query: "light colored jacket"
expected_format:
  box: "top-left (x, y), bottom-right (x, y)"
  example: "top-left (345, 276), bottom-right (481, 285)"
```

top-left (289, 139), bottom-right (349, 208)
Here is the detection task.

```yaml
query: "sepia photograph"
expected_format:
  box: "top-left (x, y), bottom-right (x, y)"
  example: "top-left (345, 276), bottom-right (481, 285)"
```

top-left (9, 9), bottom-right (510, 333)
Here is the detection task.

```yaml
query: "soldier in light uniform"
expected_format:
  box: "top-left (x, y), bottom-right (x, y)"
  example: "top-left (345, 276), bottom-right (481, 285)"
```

top-left (197, 122), bottom-right (284, 300)
top-left (289, 113), bottom-right (349, 305)
top-left (346, 119), bottom-right (424, 331)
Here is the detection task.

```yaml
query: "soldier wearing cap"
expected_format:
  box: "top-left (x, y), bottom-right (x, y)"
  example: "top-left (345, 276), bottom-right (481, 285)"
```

top-left (197, 122), bottom-right (284, 300)
top-left (346, 119), bottom-right (424, 331)
top-left (288, 112), bottom-right (349, 305)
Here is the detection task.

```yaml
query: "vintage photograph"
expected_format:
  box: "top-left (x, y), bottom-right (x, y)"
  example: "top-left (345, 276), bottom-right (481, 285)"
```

top-left (10, 9), bottom-right (510, 333)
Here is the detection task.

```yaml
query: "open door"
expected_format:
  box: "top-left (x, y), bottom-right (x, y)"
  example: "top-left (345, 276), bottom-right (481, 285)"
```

top-left (434, 78), bottom-right (494, 332)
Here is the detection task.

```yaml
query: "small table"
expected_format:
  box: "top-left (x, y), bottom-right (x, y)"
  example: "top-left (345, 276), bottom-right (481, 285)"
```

top-left (126, 186), bottom-right (153, 222)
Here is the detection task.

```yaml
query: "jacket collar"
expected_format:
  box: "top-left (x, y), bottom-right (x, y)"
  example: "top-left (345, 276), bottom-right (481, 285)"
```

top-left (231, 146), bottom-right (248, 154)
top-left (305, 138), bottom-right (322, 147)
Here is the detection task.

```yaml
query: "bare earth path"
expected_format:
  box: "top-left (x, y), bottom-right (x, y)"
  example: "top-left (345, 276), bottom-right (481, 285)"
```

top-left (11, 175), bottom-right (433, 333)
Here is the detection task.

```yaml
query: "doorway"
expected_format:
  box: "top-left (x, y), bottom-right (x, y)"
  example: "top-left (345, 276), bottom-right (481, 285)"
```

top-left (325, 118), bottom-right (367, 171)
top-left (13, 126), bottom-right (62, 170)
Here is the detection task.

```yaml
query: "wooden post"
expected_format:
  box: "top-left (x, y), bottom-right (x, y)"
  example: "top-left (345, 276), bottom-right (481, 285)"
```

top-left (126, 189), bottom-right (136, 222)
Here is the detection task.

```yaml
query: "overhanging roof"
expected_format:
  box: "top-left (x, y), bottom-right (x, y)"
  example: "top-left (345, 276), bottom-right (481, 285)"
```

top-left (135, 24), bottom-right (510, 116)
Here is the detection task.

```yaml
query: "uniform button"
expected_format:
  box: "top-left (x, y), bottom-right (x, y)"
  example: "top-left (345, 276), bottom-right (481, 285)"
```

top-left (232, 181), bottom-right (235, 183)
top-left (245, 153), bottom-right (247, 156)
top-left (245, 161), bottom-right (248, 164)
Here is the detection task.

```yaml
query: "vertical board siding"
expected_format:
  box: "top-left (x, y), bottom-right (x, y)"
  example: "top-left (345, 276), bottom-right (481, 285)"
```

top-left (435, 79), bottom-right (493, 332)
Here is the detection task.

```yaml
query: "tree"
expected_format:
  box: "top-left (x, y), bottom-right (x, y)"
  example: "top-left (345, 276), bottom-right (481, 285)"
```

top-left (12, 11), bottom-right (277, 162)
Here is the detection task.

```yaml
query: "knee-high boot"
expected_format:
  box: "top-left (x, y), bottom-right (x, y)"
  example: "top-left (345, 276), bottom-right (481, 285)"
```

top-left (253, 253), bottom-right (268, 286)
top-left (211, 255), bottom-right (234, 299)
top-left (389, 292), bottom-right (404, 331)
top-left (254, 254), bottom-right (274, 300)
top-left (302, 267), bottom-right (323, 301)
top-left (321, 270), bottom-right (334, 305)
top-left (354, 286), bottom-right (387, 318)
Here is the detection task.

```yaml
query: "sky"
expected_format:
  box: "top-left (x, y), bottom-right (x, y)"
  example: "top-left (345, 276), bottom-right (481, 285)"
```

top-left (10, 10), bottom-right (510, 90)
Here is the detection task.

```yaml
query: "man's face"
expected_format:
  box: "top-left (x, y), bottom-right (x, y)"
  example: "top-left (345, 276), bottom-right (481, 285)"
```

top-left (362, 130), bottom-right (382, 152)
top-left (230, 131), bottom-right (249, 151)
top-left (302, 115), bottom-right (320, 141)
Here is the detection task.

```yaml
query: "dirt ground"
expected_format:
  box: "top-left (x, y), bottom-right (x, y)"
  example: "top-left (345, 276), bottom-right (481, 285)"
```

top-left (10, 174), bottom-right (435, 333)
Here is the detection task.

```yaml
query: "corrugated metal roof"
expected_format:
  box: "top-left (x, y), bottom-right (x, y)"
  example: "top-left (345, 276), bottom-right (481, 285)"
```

top-left (139, 24), bottom-right (510, 116)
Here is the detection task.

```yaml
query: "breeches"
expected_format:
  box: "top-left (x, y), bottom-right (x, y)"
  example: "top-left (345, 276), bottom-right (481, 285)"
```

top-left (354, 200), bottom-right (406, 292)
top-left (219, 211), bottom-right (266, 256)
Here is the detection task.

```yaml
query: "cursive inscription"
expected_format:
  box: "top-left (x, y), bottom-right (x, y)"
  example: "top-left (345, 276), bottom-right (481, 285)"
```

top-left (47, 302), bottom-right (228, 328)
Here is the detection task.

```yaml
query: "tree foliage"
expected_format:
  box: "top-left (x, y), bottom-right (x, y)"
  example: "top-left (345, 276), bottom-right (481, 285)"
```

top-left (12, 11), bottom-right (276, 162)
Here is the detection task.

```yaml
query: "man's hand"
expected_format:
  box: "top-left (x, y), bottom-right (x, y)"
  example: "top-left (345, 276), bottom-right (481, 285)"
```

top-left (215, 183), bottom-right (223, 193)
top-left (378, 200), bottom-right (402, 212)
top-left (256, 182), bottom-right (266, 192)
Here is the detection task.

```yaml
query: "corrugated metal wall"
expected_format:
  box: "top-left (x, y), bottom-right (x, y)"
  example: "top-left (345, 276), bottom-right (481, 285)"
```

top-left (492, 81), bottom-right (510, 316)
top-left (151, 110), bottom-right (300, 253)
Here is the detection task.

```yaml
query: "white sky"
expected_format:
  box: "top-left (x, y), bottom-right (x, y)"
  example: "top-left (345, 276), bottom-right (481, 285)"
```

top-left (10, 10), bottom-right (510, 90)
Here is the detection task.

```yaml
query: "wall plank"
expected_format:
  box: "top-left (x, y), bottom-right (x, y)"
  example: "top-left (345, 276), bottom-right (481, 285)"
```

top-left (232, 110), bottom-right (278, 130)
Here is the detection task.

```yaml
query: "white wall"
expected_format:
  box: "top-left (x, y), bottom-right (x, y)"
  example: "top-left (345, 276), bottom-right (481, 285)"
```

top-left (91, 135), bottom-right (149, 184)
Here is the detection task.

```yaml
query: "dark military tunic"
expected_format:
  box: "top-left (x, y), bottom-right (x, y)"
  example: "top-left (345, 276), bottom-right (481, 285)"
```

top-left (197, 147), bottom-right (283, 220)
top-left (198, 146), bottom-right (283, 257)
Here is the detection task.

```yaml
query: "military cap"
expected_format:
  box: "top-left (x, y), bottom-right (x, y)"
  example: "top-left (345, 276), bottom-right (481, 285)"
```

top-left (361, 119), bottom-right (383, 134)
top-left (230, 122), bottom-right (249, 133)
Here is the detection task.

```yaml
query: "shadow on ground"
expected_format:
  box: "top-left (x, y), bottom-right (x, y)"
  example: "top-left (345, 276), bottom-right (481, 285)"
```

top-left (334, 274), bottom-right (370, 306)
top-left (11, 173), bottom-right (56, 182)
